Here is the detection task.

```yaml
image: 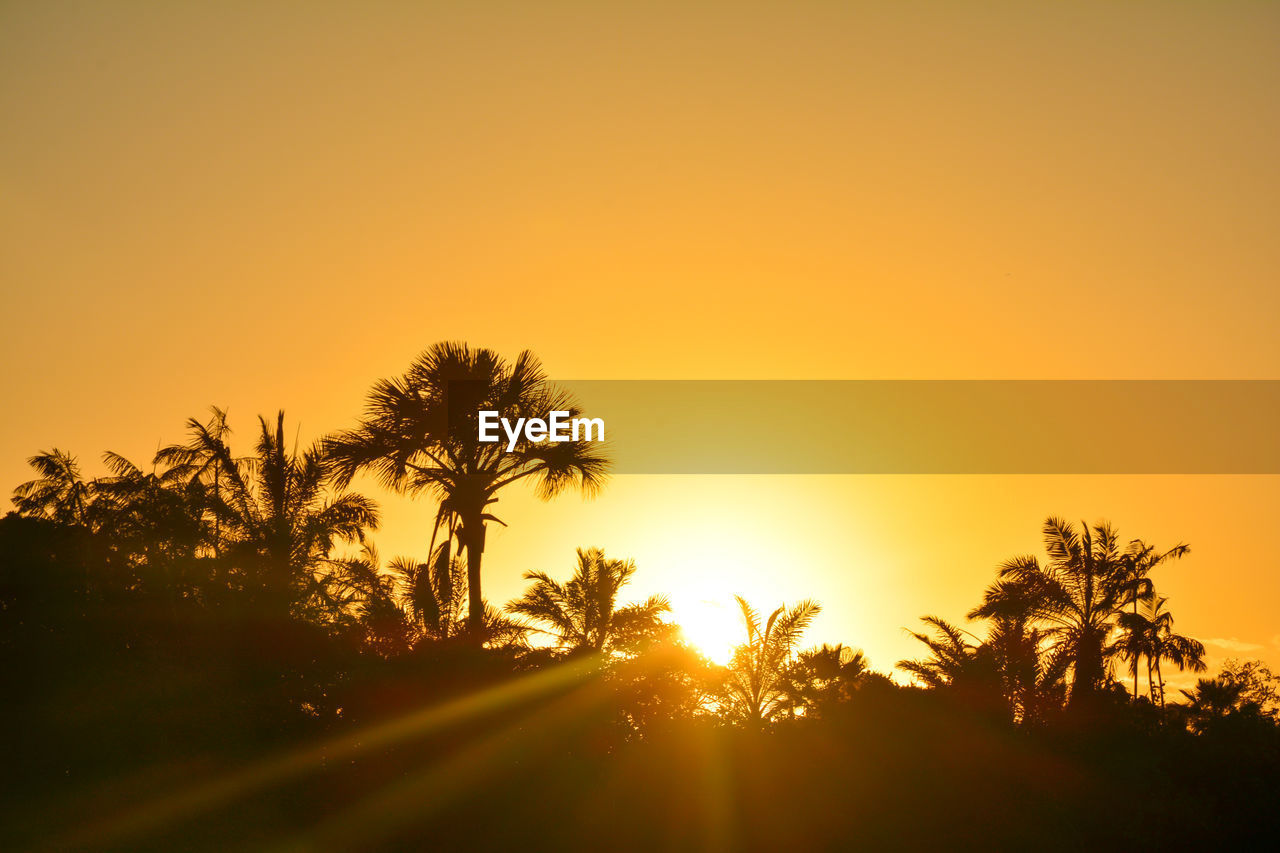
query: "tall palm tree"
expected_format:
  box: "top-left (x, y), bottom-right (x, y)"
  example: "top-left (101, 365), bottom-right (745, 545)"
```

top-left (1117, 540), bottom-right (1190, 697)
top-left (326, 342), bottom-right (610, 642)
top-left (722, 597), bottom-right (820, 727)
top-left (12, 449), bottom-right (93, 524)
top-left (217, 411), bottom-right (379, 619)
top-left (968, 517), bottom-right (1166, 707)
top-left (1117, 594), bottom-right (1206, 709)
top-left (508, 547), bottom-right (669, 654)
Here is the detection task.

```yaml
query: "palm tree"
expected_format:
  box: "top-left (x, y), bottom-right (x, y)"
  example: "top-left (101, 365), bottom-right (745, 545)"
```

top-left (92, 450), bottom-right (206, 595)
top-left (787, 643), bottom-right (869, 715)
top-left (326, 342), bottom-right (610, 642)
top-left (154, 406), bottom-right (243, 559)
top-left (327, 544), bottom-right (418, 655)
top-left (1179, 677), bottom-right (1248, 733)
top-left (1117, 594), bottom-right (1206, 709)
top-left (508, 547), bottom-right (670, 654)
top-left (390, 546), bottom-right (467, 643)
top-left (722, 597), bottom-right (820, 727)
top-left (897, 616), bottom-right (981, 689)
top-left (12, 449), bottom-right (93, 524)
top-left (335, 543), bottom-right (529, 653)
top-left (1178, 659), bottom-right (1279, 733)
top-left (983, 615), bottom-right (1071, 726)
top-left (900, 615), bottom-right (1068, 724)
top-left (968, 517), bottom-right (1168, 707)
top-left (345, 544), bottom-right (529, 649)
top-left (1117, 541), bottom-right (1190, 697)
top-left (217, 411), bottom-right (379, 619)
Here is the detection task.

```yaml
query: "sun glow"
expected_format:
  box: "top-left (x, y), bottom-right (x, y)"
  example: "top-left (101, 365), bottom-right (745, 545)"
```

top-left (672, 597), bottom-right (742, 666)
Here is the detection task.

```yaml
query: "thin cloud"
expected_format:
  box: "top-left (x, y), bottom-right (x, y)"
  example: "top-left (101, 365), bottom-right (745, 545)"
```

top-left (1205, 637), bottom-right (1264, 653)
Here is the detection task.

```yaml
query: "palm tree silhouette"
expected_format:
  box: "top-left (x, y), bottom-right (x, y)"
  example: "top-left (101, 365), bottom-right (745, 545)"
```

top-left (1180, 677), bottom-right (1248, 732)
top-left (92, 450), bottom-right (206, 597)
top-left (1116, 540), bottom-right (1190, 698)
top-left (154, 406), bottom-right (242, 560)
top-left (983, 615), bottom-right (1070, 725)
top-left (508, 547), bottom-right (669, 653)
top-left (390, 546), bottom-right (467, 642)
top-left (899, 615), bottom-right (1068, 724)
top-left (1178, 661), bottom-right (1279, 732)
top-left (897, 616), bottom-right (980, 689)
top-left (216, 411), bottom-right (379, 618)
top-left (12, 449), bottom-right (92, 524)
top-left (326, 342), bottom-right (609, 642)
top-left (335, 543), bottom-right (528, 653)
top-left (787, 643), bottom-right (869, 715)
top-left (1117, 594), bottom-right (1206, 709)
top-left (723, 596), bottom-right (820, 727)
top-left (968, 518), bottom-right (1159, 707)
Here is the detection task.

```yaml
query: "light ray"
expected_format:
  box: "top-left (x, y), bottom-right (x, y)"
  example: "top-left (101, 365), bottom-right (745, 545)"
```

top-left (57, 655), bottom-right (604, 849)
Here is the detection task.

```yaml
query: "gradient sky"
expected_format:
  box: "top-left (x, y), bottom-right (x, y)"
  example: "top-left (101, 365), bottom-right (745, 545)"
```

top-left (2, 2), bottom-right (1278, 684)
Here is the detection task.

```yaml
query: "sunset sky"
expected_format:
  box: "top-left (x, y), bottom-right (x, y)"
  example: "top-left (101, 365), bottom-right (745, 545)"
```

top-left (2, 2), bottom-right (1277, 684)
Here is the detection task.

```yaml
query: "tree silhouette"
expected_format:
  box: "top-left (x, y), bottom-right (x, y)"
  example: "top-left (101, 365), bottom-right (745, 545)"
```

top-left (341, 543), bottom-right (530, 651)
top-left (326, 342), bottom-right (609, 642)
top-left (322, 543), bottom-right (418, 656)
top-left (12, 449), bottom-right (92, 524)
top-left (508, 547), bottom-right (669, 654)
top-left (390, 545), bottom-right (467, 643)
top-left (92, 450), bottom-right (206, 598)
top-left (1177, 660), bottom-right (1279, 735)
top-left (1116, 540), bottom-right (1190, 697)
top-left (215, 411), bottom-right (379, 619)
top-left (983, 615), bottom-right (1070, 725)
top-left (154, 406), bottom-right (244, 561)
top-left (722, 596), bottom-right (820, 726)
top-left (1116, 593), bottom-right (1205, 708)
top-left (786, 643), bottom-right (869, 716)
top-left (897, 616), bottom-right (982, 689)
top-left (968, 518), bottom-right (1166, 707)
top-left (900, 614), bottom-right (1069, 724)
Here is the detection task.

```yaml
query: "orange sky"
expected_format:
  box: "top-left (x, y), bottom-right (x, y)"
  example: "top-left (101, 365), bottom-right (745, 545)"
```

top-left (2, 2), bottom-right (1277, 686)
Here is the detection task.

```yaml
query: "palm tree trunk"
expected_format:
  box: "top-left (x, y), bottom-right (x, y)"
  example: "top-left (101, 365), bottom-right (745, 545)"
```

top-left (213, 467), bottom-right (221, 560)
top-left (1070, 635), bottom-right (1104, 707)
top-left (1132, 593), bottom-right (1140, 700)
top-left (1156, 660), bottom-right (1166, 710)
top-left (460, 512), bottom-right (486, 644)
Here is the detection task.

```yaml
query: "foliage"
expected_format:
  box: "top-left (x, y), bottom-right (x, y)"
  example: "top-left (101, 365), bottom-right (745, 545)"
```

top-left (325, 342), bottom-right (609, 639)
top-left (719, 596), bottom-right (820, 726)
top-left (1179, 659), bottom-right (1280, 734)
top-left (1116, 592), bottom-right (1206, 708)
top-left (3, 356), bottom-right (1276, 850)
top-left (968, 517), bottom-right (1187, 706)
top-left (508, 547), bottom-right (670, 654)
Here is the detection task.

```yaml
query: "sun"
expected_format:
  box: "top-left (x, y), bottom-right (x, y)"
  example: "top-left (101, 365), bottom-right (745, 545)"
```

top-left (671, 596), bottom-right (741, 665)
